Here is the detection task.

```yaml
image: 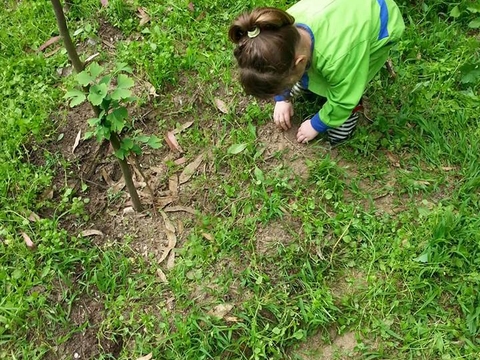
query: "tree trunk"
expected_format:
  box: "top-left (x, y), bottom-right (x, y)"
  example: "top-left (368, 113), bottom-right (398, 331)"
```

top-left (50, 0), bottom-right (84, 74)
top-left (110, 133), bottom-right (144, 212)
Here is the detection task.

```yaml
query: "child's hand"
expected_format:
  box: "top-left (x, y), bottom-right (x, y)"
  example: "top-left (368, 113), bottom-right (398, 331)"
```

top-left (273, 101), bottom-right (293, 130)
top-left (296, 119), bottom-right (319, 143)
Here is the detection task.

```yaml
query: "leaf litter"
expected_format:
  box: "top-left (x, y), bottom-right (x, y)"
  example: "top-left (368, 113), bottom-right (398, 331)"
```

top-left (179, 153), bottom-right (204, 184)
top-left (157, 211), bottom-right (177, 266)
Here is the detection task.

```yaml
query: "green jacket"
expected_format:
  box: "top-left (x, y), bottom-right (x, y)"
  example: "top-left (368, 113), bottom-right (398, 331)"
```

top-left (285, 0), bottom-right (405, 130)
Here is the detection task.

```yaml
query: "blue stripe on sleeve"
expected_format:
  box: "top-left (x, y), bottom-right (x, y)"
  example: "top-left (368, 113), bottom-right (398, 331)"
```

top-left (311, 113), bottom-right (329, 133)
top-left (377, 0), bottom-right (389, 40)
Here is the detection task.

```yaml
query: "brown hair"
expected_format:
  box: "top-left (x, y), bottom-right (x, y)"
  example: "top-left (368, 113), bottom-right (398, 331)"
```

top-left (228, 7), bottom-right (300, 99)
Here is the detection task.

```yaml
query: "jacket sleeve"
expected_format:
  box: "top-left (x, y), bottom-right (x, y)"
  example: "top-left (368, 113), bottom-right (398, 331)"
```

top-left (313, 41), bottom-right (370, 129)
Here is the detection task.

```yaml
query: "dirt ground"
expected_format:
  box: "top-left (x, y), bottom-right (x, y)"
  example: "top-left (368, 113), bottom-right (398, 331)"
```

top-left (34, 19), bottom-right (402, 360)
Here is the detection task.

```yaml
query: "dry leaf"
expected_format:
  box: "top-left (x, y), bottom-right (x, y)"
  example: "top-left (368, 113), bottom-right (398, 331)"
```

top-left (188, 2), bottom-right (194, 12)
top-left (201, 233), bottom-right (214, 241)
top-left (441, 166), bottom-right (455, 171)
top-left (214, 98), bottom-right (228, 114)
top-left (165, 132), bottom-right (184, 153)
top-left (208, 304), bottom-right (234, 319)
top-left (156, 196), bottom-right (176, 209)
top-left (100, 0), bottom-right (109, 7)
top-left (166, 250), bottom-right (175, 270)
top-left (137, 7), bottom-right (150, 26)
top-left (80, 229), bottom-right (104, 237)
top-left (123, 206), bottom-right (135, 215)
top-left (177, 220), bottom-right (184, 234)
top-left (179, 153), bottom-right (204, 184)
top-left (156, 268), bottom-right (168, 283)
top-left (157, 212), bottom-right (177, 264)
top-left (172, 121), bottom-right (194, 135)
top-left (38, 35), bottom-right (61, 52)
top-left (150, 165), bottom-right (166, 174)
top-left (28, 212), bottom-right (40, 222)
top-left (41, 187), bottom-right (54, 200)
top-left (22, 232), bottom-right (35, 249)
top-left (72, 130), bottom-right (81, 154)
top-left (386, 58), bottom-right (397, 78)
top-left (161, 211), bottom-right (176, 232)
top-left (174, 157), bottom-right (187, 165)
top-left (385, 151), bottom-right (400, 167)
top-left (84, 52), bottom-right (100, 66)
top-left (101, 168), bottom-right (114, 186)
top-left (45, 47), bottom-right (61, 58)
top-left (113, 179), bottom-right (126, 193)
top-left (169, 175), bottom-right (178, 196)
top-left (225, 316), bottom-right (241, 322)
top-left (136, 354), bottom-right (152, 360)
top-left (164, 206), bottom-right (197, 215)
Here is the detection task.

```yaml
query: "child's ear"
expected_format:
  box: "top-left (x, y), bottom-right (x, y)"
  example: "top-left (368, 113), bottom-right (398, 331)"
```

top-left (294, 55), bottom-right (307, 67)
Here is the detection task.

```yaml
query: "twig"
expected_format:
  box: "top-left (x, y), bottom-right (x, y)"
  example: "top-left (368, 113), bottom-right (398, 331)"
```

top-left (132, 155), bottom-right (157, 216)
top-left (386, 58), bottom-right (397, 79)
top-left (329, 214), bottom-right (355, 265)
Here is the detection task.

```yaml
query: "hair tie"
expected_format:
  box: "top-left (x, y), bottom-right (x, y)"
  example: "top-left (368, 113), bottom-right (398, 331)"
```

top-left (247, 27), bottom-right (260, 39)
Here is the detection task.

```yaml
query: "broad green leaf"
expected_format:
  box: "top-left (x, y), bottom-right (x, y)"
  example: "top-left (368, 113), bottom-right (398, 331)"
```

top-left (254, 167), bottom-right (264, 182)
top-left (131, 144), bottom-right (142, 155)
top-left (111, 88), bottom-right (132, 100)
top-left (87, 117), bottom-right (101, 127)
top-left (414, 253), bottom-right (429, 263)
top-left (98, 75), bottom-right (112, 86)
top-left (147, 135), bottom-right (162, 149)
top-left (114, 148), bottom-right (126, 160)
top-left (467, 5), bottom-right (480, 13)
top-left (87, 83), bottom-right (108, 106)
top-left (101, 126), bottom-right (111, 140)
top-left (117, 74), bottom-right (134, 89)
top-left (293, 330), bottom-right (304, 340)
top-left (227, 143), bottom-right (248, 155)
top-left (77, 71), bottom-right (94, 86)
top-left (460, 63), bottom-right (480, 84)
top-left (468, 17), bottom-right (480, 28)
top-left (135, 134), bottom-right (151, 143)
top-left (121, 138), bottom-right (134, 150)
top-left (450, 5), bottom-right (461, 18)
top-left (107, 107), bottom-right (128, 132)
top-left (115, 62), bottom-right (133, 74)
top-left (65, 89), bottom-right (86, 107)
top-left (84, 131), bottom-right (94, 140)
top-left (89, 62), bottom-right (104, 78)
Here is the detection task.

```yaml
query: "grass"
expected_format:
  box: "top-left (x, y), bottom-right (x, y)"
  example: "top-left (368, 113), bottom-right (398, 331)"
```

top-left (1, 0), bottom-right (479, 359)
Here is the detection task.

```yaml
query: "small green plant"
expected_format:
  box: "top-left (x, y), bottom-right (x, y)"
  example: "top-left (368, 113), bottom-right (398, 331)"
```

top-left (65, 62), bottom-right (161, 211)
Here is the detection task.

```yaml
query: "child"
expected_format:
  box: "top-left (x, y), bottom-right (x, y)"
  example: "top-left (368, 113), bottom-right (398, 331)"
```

top-left (228, 0), bottom-right (405, 144)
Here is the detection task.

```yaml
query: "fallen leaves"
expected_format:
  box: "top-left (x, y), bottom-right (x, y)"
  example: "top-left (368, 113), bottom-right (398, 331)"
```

top-left (165, 132), bottom-right (184, 153)
top-left (72, 130), bottom-right (81, 154)
top-left (137, 7), bottom-right (150, 27)
top-left (136, 354), bottom-right (152, 360)
top-left (179, 153), bottom-right (204, 184)
top-left (208, 303), bottom-right (234, 319)
top-left (214, 98), bottom-right (228, 114)
top-left (157, 211), bottom-right (177, 268)
top-left (80, 229), bottom-right (104, 237)
top-left (21, 232), bottom-right (35, 249)
top-left (164, 121), bottom-right (195, 153)
top-left (37, 35), bottom-right (61, 53)
top-left (172, 121), bottom-right (194, 135)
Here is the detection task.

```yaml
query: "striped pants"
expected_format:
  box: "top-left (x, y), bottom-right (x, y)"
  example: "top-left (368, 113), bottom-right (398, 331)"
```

top-left (290, 83), bottom-right (363, 144)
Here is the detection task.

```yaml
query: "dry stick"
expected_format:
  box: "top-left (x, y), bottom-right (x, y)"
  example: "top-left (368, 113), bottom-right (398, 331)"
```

top-left (132, 155), bottom-right (157, 216)
top-left (329, 215), bottom-right (355, 265)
